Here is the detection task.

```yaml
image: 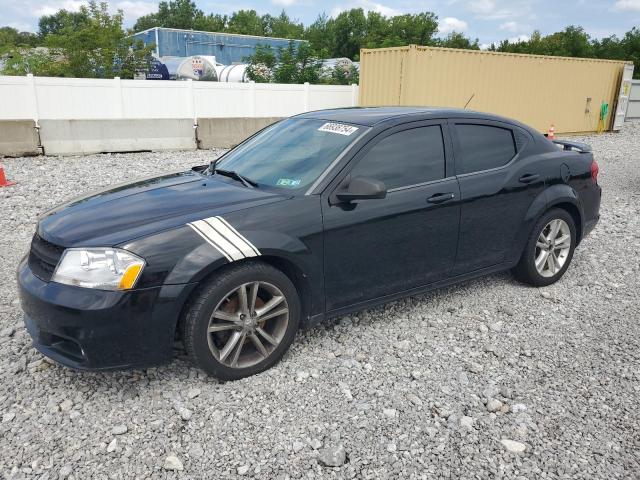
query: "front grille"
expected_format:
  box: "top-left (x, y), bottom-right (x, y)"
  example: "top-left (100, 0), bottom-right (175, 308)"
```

top-left (28, 234), bottom-right (65, 282)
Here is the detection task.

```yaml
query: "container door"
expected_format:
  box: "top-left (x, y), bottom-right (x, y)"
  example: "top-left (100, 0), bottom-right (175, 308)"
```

top-left (613, 64), bottom-right (635, 131)
top-left (627, 81), bottom-right (640, 120)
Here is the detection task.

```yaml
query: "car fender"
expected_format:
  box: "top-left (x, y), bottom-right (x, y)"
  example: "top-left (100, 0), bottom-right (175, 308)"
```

top-left (164, 229), bottom-right (313, 284)
top-left (121, 195), bottom-right (324, 325)
top-left (507, 183), bottom-right (584, 264)
top-left (505, 187), bottom-right (549, 264)
top-left (544, 183), bottom-right (585, 242)
top-left (164, 226), bottom-right (321, 325)
top-left (543, 183), bottom-right (583, 214)
top-left (164, 242), bottom-right (230, 284)
top-left (123, 221), bottom-right (312, 281)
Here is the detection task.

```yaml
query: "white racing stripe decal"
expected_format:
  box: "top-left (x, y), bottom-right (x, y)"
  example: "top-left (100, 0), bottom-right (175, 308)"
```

top-left (214, 216), bottom-right (261, 257)
top-left (193, 220), bottom-right (245, 261)
top-left (188, 223), bottom-right (233, 262)
top-left (187, 216), bottom-right (261, 262)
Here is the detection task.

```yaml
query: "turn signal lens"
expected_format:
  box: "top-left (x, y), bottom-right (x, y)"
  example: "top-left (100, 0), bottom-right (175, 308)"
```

top-left (118, 264), bottom-right (144, 290)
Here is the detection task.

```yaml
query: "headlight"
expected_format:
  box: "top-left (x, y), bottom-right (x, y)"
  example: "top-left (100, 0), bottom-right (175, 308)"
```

top-left (52, 248), bottom-right (145, 291)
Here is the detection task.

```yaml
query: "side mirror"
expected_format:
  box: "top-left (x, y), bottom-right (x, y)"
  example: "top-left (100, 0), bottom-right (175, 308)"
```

top-left (333, 176), bottom-right (387, 204)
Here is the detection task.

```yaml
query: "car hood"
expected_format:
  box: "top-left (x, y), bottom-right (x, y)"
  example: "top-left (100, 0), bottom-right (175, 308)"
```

top-left (37, 169), bottom-right (287, 247)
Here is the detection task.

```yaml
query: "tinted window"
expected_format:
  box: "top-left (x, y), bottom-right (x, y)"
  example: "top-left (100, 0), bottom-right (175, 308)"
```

top-left (456, 124), bottom-right (516, 174)
top-left (350, 126), bottom-right (445, 190)
top-left (216, 118), bottom-right (364, 190)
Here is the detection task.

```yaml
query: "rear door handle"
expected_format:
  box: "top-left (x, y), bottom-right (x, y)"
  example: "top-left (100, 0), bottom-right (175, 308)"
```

top-left (519, 173), bottom-right (540, 184)
top-left (427, 192), bottom-right (455, 204)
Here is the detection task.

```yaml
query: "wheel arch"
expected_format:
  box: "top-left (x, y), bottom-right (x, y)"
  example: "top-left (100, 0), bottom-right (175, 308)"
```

top-left (508, 184), bottom-right (584, 265)
top-left (546, 199), bottom-right (583, 245)
top-left (259, 254), bottom-right (313, 325)
top-left (174, 253), bottom-right (315, 342)
top-left (531, 184), bottom-right (585, 245)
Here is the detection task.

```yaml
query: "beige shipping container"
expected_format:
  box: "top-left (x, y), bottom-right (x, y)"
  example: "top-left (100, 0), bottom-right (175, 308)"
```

top-left (359, 45), bottom-right (632, 134)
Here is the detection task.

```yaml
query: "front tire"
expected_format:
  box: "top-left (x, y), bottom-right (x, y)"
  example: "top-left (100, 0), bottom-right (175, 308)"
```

top-left (512, 208), bottom-right (576, 287)
top-left (182, 261), bottom-right (300, 380)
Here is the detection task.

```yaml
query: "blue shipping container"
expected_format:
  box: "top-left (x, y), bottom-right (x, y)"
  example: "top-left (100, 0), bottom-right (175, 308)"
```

top-left (132, 27), bottom-right (306, 65)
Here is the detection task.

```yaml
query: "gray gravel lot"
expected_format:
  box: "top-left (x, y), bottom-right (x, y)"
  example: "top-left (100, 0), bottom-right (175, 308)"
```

top-left (1, 125), bottom-right (639, 479)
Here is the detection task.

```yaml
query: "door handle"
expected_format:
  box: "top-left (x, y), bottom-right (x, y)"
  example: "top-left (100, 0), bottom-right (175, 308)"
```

top-left (427, 192), bottom-right (455, 204)
top-left (519, 173), bottom-right (540, 184)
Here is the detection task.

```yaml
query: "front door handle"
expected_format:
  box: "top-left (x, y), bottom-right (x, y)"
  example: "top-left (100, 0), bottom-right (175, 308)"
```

top-left (519, 173), bottom-right (540, 184)
top-left (427, 192), bottom-right (455, 204)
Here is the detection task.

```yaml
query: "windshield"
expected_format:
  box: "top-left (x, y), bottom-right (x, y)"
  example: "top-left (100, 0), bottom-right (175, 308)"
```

top-left (214, 118), bottom-right (364, 191)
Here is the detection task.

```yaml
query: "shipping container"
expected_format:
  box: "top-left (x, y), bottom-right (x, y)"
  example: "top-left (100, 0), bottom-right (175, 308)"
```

top-left (359, 45), bottom-right (633, 134)
top-left (132, 27), bottom-right (306, 66)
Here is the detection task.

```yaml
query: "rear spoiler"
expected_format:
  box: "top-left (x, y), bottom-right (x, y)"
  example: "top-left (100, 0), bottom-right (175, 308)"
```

top-left (552, 140), bottom-right (592, 153)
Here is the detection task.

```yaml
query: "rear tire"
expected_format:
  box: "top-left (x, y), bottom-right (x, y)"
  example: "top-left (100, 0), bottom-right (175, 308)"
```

top-left (512, 208), bottom-right (576, 287)
top-left (182, 261), bottom-right (300, 381)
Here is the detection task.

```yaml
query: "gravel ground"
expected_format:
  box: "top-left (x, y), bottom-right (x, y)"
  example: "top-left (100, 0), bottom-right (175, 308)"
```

top-left (1, 125), bottom-right (639, 480)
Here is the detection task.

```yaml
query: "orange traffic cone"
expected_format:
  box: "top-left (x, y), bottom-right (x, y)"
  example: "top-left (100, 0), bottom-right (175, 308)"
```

top-left (547, 124), bottom-right (556, 140)
top-left (0, 163), bottom-right (16, 187)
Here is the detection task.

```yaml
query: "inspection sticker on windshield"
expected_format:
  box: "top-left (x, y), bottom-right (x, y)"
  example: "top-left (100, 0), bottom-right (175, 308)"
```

top-left (276, 178), bottom-right (301, 187)
top-left (318, 122), bottom-right (359, 136)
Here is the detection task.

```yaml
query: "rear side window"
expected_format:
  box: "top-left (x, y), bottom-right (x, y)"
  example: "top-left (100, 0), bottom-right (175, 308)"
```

top-left (350, 126), bottom-right (445, 190)
top-left (455, 124), bottom-right (516, 174)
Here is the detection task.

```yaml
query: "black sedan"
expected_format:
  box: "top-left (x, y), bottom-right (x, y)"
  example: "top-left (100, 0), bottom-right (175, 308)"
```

top-left (18, 107), bottom-right (601, 380)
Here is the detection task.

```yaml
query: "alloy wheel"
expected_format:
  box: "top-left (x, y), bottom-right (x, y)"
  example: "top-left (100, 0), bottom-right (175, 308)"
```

top-left (534, 219), bottom-right (572, 278)
top-left (207, 281), bottom-right (289, 368)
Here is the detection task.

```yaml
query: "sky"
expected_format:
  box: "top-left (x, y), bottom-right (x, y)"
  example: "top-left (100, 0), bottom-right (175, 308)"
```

top-left (1, 0), bottom-right (640, 47)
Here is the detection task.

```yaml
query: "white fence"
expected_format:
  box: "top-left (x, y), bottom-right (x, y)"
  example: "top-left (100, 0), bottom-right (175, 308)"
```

top-left (0, 74), bottom-right (359, 122)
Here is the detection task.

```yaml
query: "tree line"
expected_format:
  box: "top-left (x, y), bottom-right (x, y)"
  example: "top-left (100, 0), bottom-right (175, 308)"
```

top-left (132, 1), bottom-right (478, 60)
top-left (0, 0), bottom-right (638, 81)
top-left (0, 3), bottom-right (153, 79)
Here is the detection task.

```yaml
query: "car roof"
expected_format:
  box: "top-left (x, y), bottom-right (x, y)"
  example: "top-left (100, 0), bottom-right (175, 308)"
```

top-left (295, 106), bottom-right (525, 128)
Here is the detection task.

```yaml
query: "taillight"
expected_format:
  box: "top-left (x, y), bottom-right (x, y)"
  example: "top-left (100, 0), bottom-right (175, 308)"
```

top-left (591, 159), bottom-right (599, 184)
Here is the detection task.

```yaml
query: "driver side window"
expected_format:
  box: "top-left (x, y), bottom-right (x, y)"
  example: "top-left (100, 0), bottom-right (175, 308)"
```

top-left (349, 126), bottom-right (446, 190)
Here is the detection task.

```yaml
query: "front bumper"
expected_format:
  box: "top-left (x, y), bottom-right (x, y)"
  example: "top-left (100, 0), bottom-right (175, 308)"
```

top-left (18, 257), bottom-right (196, 370)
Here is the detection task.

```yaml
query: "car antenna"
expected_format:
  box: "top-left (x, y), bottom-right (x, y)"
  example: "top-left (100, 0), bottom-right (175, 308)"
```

top-left (464, 93), bottom-right (475, 109)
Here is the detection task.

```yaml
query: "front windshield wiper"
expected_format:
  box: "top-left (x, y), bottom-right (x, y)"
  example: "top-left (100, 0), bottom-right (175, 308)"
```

top-left (212, 168), bottom-right (257, 188)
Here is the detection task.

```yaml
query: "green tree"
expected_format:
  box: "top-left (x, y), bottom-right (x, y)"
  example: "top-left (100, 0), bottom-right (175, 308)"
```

top-left (592, 35), bottom-right (625, 60)
top-left (132, 13), bottom-right (160, 32)
top-left (491, 26), bottom-right (638, 78)
top-left (362, 11), bottom-right (390, 48)
top-left (2, 49), bottom-right (67, 76)
top-left (497, 27), bottom-right (593, 57)
top-left (329, 9), bottom-right (368, 59)
top-left (194, 14), bottom-right (227, 32)
top-left (386, 13), bottom-right (438, 47)
top-left (304, 13), bottom-right (332, 56)
top-left (327, 63), bottom-right (359, 85)
top-left (245, 41), bottom-right (323, 84)
top-left (262, 11), bottom-right (304, 39)
top-left (0, 27), bottom-right (39, 55)
top-left (273, 41), bottom-right (322, 83)
top-left (5, 1), bottom-right (153, 78)
top-left (543, 26), bottom-right (592, 57)
top-left (227, 10), bottom-right (264, 36)
top-left (435, 32), bottom-right (479, 50)
top-left (245, 44), bottom-right (277, 82)
top-left (620, 27), bottom-right (640, 79)
top-left (0, 27), bottom-right (17, 51)
top-left (39, 10), bottom-right (90, 36)
top-left (158, 0), bottom-right (202, 29)
top-left (133, 0), bottom-right (221, 31)
top-left (303, 9), bottom-right (439, 60)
